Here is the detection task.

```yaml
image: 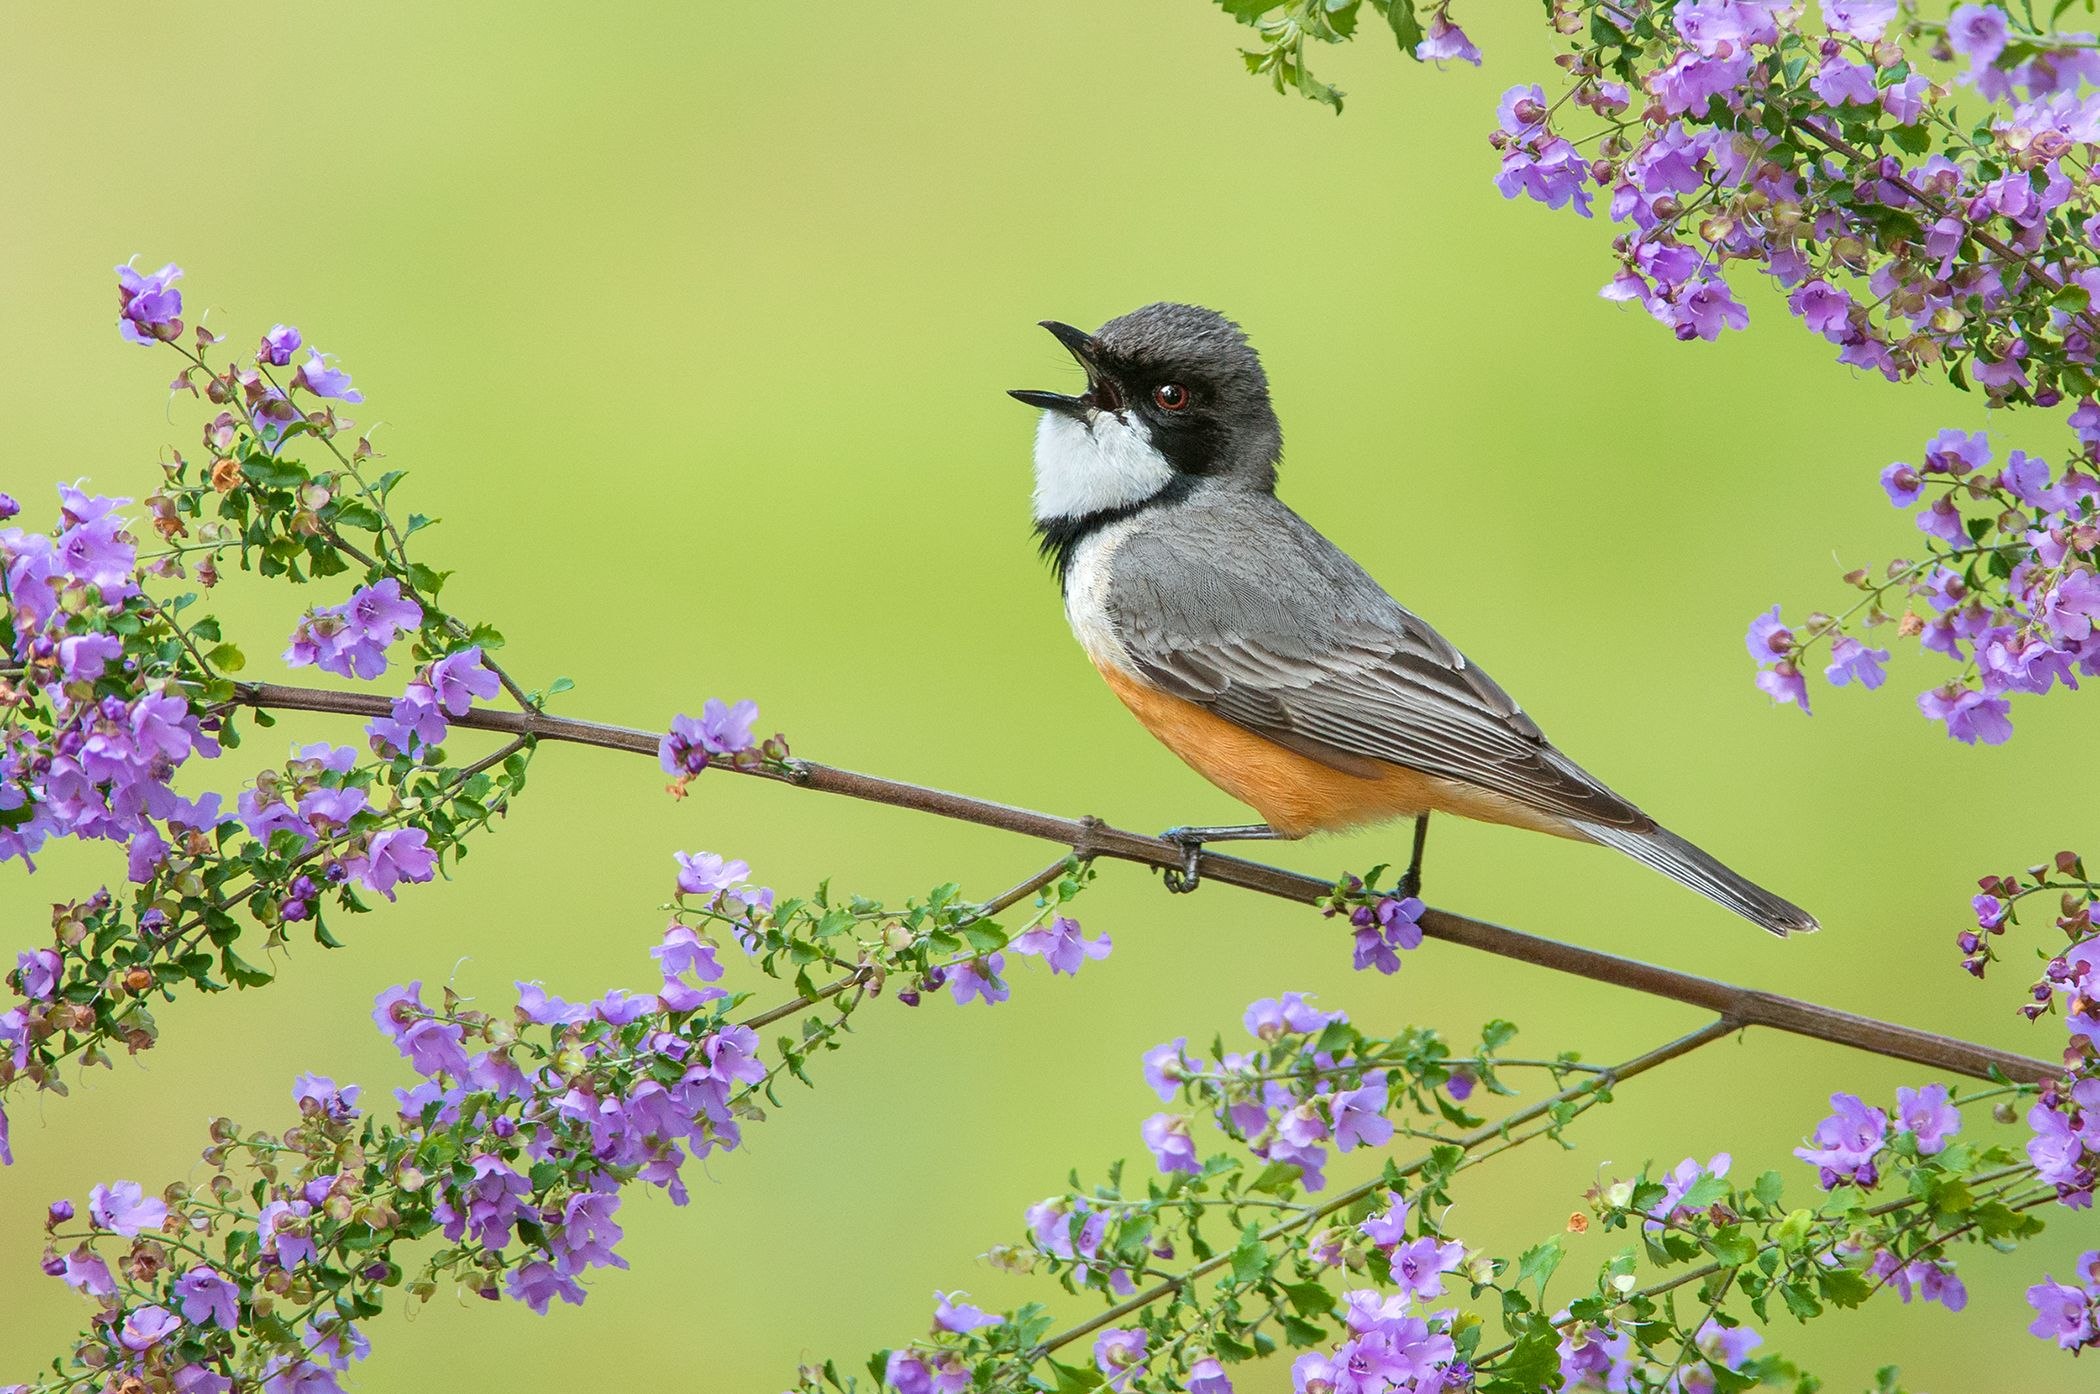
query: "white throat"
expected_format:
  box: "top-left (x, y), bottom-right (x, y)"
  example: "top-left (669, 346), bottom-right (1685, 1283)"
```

top-left (1030, 409), bottom-right (1175, 521)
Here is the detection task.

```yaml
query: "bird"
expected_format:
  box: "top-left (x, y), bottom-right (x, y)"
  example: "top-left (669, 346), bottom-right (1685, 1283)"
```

top-left (1007, 302), bottom-right (1818, 936)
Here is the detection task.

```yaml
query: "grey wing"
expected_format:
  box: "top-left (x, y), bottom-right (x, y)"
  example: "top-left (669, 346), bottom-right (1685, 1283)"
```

top-left (1104, 509), bottom-right (1653, 832)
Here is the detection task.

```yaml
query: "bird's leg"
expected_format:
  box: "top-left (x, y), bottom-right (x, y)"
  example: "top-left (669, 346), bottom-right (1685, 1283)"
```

top-left (1158, 824), bottom-right (1287, 894)
top-left (1395, 814), bottom-right (1431, 900)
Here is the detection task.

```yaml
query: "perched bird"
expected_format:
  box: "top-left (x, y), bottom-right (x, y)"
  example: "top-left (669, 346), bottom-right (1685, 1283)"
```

top-left (1009, 303), bottom-right (1817, 936)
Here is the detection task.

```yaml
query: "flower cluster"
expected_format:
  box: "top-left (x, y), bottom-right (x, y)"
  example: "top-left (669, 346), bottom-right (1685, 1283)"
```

top-left (12, 850), bottom-right (1098, 1390)
top-left (1134, 993), bottom-right (1496, 1192)
top-left (1751, 424), bottom-right (2100, 740)
top-left (0, 263), bottom-right (560, 1163)
top-left (1792, 1083), bottom-right (1962, 1190)
top-left (1320, 874), bottom-right (1427, 975)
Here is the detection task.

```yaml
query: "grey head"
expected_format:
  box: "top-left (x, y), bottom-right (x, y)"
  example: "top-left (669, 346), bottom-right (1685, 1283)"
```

top-left (1009, 303), bottom-right (1283, 525)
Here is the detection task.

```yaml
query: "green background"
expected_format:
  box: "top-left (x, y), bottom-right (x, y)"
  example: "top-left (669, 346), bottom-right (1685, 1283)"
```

top-left (1, 3), bottom-right (2090, 1388)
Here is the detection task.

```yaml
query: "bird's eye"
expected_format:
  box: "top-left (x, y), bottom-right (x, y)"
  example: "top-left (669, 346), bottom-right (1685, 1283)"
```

top-left (1152, 383), bottom-right (1190, 411)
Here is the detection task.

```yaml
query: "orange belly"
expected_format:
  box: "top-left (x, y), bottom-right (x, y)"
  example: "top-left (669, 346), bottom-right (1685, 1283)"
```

top-left (1095, 661), bottom-right (1581, 841)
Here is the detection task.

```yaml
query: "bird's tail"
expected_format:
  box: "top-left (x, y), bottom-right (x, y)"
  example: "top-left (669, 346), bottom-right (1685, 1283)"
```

top-left (1576, 821), bottom-right (1819, 937)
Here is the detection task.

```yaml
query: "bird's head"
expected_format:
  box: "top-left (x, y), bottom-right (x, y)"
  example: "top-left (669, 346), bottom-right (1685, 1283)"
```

top-left (1010, 302), bottom-right (1281, 523)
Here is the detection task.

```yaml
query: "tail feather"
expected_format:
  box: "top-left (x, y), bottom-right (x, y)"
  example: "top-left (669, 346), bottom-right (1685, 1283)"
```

top-left (1577, 821), bottom-right (1819, 937)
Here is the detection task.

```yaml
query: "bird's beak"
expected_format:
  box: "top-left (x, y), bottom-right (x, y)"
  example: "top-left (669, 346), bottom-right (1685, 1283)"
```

top-left (1008, 320), bottom-right (1121, 417)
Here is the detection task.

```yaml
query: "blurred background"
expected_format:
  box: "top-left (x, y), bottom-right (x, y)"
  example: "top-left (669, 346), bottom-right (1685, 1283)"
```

top-left (1, 2), bottom-right (2088, 1389)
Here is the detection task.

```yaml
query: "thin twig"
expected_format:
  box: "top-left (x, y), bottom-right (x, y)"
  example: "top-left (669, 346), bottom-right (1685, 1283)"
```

top-left (227, 680), bottom-right (2060, 1086)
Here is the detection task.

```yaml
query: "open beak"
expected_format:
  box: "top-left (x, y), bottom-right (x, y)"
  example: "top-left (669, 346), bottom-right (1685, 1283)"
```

top-left (1008, 320), bottom-right (1122, 417)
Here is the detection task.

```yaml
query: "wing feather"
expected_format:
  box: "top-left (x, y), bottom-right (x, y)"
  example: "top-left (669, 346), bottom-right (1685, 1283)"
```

top-left (1105, 516), bottom-right (1651, 832)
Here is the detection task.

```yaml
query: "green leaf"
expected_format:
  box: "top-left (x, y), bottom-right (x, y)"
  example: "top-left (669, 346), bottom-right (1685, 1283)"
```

top-left (1385, 0), bottom-right (1425, 55)
top-left (1680, 1173), bottom-right (1730, 1209)
top-left (1280, 1280), bottom-right (1336, 1316)
top-left (204, 642), bottom-right (246, 674)
top-left (220, 947), bottom-right (273, 988)
top-left (961, 922), bottom-right (1009, 954)
top-left (1817, 1266), bottom-right (1874, 1309)
top-left (241, 455), bottom-right (308, 490)
top-left (1707, 1225), bottom-right (1758, 1267)
top-left (1230, 1224), bottom-right (1269, 1284)
top-left (1044, 1357), bottom-right (1104, 1393)
top-left (1215, 0), bottom-right (1277, 22)
top-left (1247, 1160), bottom-right (1303, 1196)
top-left (1514, 1238), bottom-right (1563, 1296)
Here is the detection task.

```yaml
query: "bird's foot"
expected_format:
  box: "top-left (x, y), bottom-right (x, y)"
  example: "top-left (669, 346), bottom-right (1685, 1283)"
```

top-left (1159, 827), bottom-right (1206, 894)
top-left (1394, 868), bottom-right (1422, 901)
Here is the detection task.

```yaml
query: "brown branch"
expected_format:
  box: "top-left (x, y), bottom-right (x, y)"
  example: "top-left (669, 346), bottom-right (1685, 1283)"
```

top-left (227, 681), bottom-right (2059, 1085)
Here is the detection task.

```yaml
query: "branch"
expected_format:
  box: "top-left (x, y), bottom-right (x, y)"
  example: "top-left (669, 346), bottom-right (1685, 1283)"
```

top-left (228, 681), bottom-right (2058, 1085)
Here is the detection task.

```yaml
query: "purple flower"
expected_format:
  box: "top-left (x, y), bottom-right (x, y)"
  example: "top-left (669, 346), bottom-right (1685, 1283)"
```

top-left (1822, 0), bottom-right (1898, 41)
top-left (1823, 637), bottom-right (1889, 689)
top-left (1389, 1235), bottom-right (1464, 1299)
top-left (1414, 11), bottom-right (1480, 66)
top-left (1917, 685), bottom-right (2014, 745)
top-left (1895, 1084), bottom-right (1961, 1155)
top-left (172, 1266), bottom-right (240, 1329)
top-left (119, 1303), bottom-right (181, 1351)
top-left (933, 1290), bottom-right (1001, 1334)
top-left (351, 826), bottom-right (437, 901)
top-left (1745, 606), bottom-right (1793, 662)
top-left (507, 1260), bottom-right (587, 1315)
top-left (1755, 664), bottom-right (1811, 713)
top-left (2025, 1101), bottom-right (2088, 1188)
top-left (659, 698), bottom-right (761, 775)
top-left (294, 349), bottom-right (363, 403)
top-left (1667, 276), bottom-right (1749, 341)
top-left (428, 647), bottom-right (499, 716)
top-left (1331, 1080), bottom-right (1394, 1152)
top-left (259, 324), bottom-right (303, 366)
top-left (292, 1073), bottom-right (361, 1122)
top-left (949, 955), bottom-right (1008, 1006)
top-left (15, 947), bottom-right (61, 1000)
top-left (1011, 915), bottom-right (1112, 975)
top-left (1788, 279), bottom-right (1852, 337)
top-left (1186, 1358), bottom-right (1233, 1394)
top-left (285, 579), bottom-right (423, 680)
top-left (1244, 993), bottom-right (1343, 1042)
top-left (1093, 1328), bottom-right (1148, 1391)
top-left (1142, 1112), bottom-right (1201, 1175)
top-left (550, 1190), bottom-right (628, 1275)
top-left (88, 1180), bottom-right (167, 1236)
top-left (1947, 3), bottom-right (2010, 67)
top-left (2041, 571), bottom-right (2100, 644)
top-left (116, 262), bottom-right (184, 345)
top-left (1810, 56), bottom-right (1879, 106)
top-left (1360, 1197), bottom-right (1411, 1249)
top-left (1924, 428), bottom-right (1991, 474)
top-left (58, 631), bottom-right (123, 681)
top-left (1794, 1092), bottom-right (1889, 1188)
top-left (58, 1246), bottom-right (114, 1296)
top-left (2027, 1276), bottom-right (2098, 1350)
top-left (1142, 1038), bottom-right (1188, 1100)
top-left (674, 850), bottom-right (750, 896)
top-left (1349, 895), bottom-right (1424, 975)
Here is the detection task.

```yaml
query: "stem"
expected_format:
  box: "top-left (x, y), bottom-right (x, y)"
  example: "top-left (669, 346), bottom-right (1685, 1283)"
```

top-left (227, 680), bottom-right (2061, 1086)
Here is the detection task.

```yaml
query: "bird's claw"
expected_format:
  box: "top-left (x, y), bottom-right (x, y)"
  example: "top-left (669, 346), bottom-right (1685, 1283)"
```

top-left (1395, 868), bottom-right (1422, 900)
top-left (1160, 827), bottom-right (1204, 894)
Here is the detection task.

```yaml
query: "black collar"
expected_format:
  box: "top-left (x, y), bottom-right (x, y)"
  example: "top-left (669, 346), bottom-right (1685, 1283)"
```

top-left (1032, 475), bottom-right (1195, 593)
